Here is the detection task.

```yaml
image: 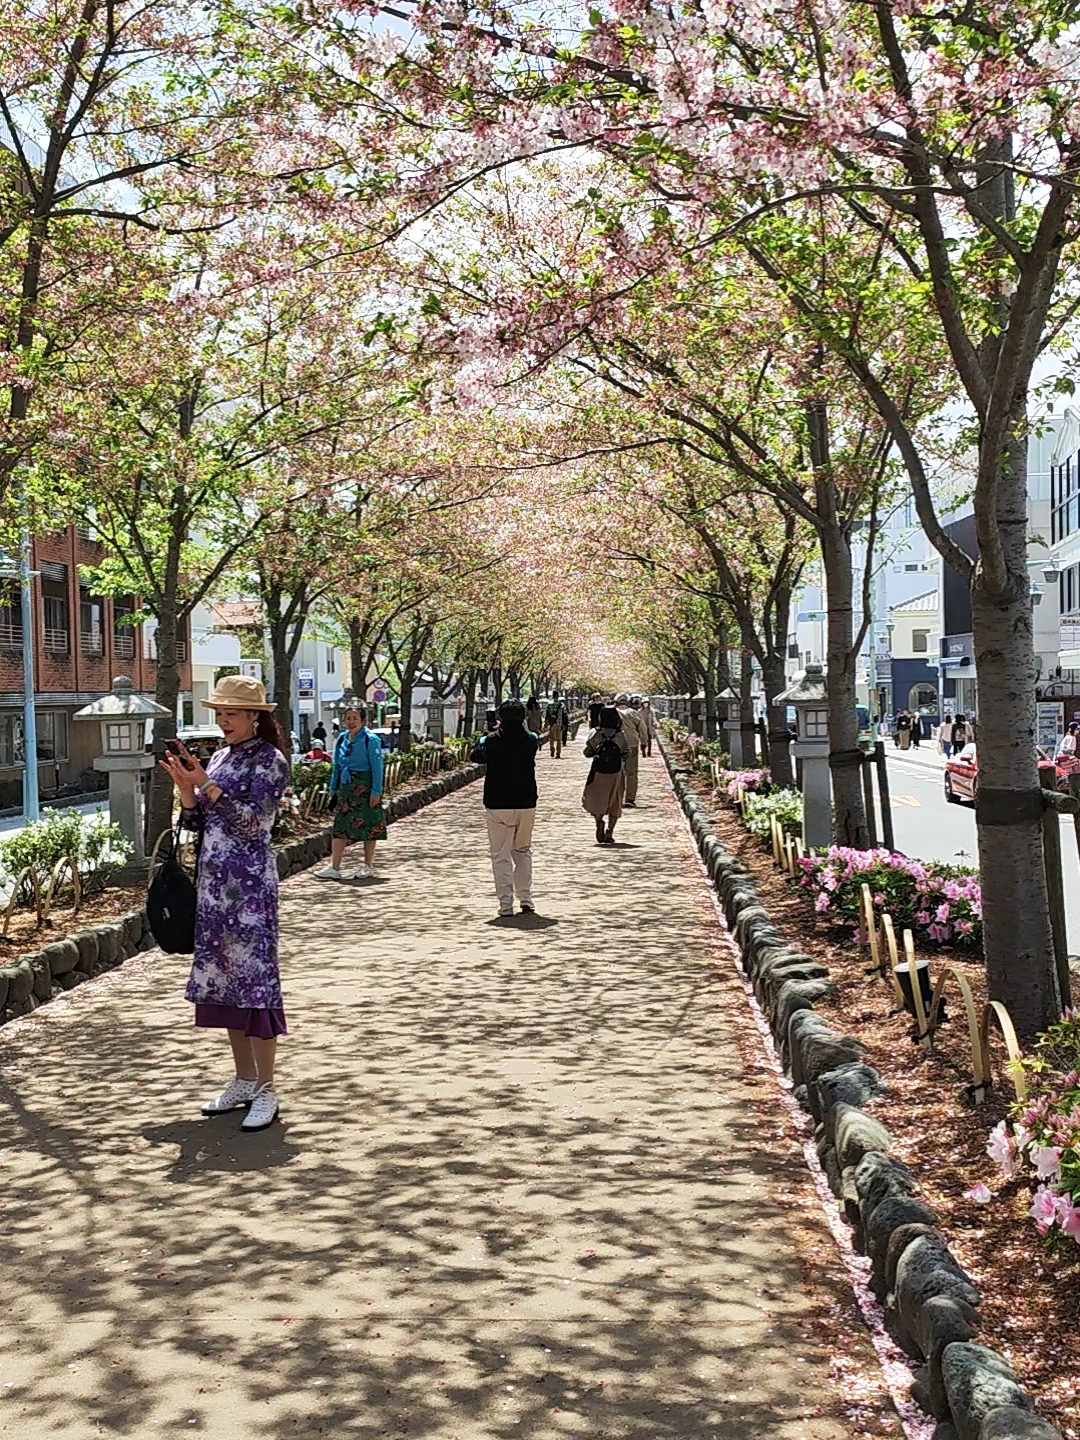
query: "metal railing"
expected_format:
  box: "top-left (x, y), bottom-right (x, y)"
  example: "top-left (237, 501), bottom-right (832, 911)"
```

top-left (113, 630), bottom-right (135, 660)
top-left (42, 627), bottom-right (69, 654)
top-left (0, 621), bottom-right (23, 650)
top-left (80, 630), bottom-right (104, 657)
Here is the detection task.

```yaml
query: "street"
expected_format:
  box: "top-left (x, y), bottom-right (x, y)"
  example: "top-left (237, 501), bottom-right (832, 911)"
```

top-left (880, 747), bottom-right (1080, 955)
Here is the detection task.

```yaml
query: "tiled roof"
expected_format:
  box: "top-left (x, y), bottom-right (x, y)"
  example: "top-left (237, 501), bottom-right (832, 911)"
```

top-left (889, 589), bottom-right (938, 614)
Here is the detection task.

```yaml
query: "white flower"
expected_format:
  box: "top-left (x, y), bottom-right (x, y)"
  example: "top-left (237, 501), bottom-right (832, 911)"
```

top-left (1032, 1146), bottom-right (1063, 1182)
top-left (986, 1120), bottom-right (1016, 1178)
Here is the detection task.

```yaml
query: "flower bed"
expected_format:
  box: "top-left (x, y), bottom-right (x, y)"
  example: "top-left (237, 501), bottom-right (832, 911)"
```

top-left (662, 735), bottom-right (1080, 1426)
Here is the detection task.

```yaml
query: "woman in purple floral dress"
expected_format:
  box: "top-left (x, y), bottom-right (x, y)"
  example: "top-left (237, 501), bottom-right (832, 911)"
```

top-left (160, 676), bottom-right (291, 1132)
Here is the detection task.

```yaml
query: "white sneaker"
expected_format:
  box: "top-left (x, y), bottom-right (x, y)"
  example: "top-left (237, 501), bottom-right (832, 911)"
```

top-left (314, 866), bottom-right (342, 880)
top-left (240, 1085), bottom-right (279, 1132)
top-left (202, 1076), bottom-right (258, 1115)
top-left (352, 864), bottom-right (373, 880)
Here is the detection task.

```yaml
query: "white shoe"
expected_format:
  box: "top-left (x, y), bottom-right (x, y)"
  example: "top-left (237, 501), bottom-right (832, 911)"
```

top-left (352, 864), bottom-right (373, 880)
top-left (202, 1076), bottom-right (258, 1115)
top-left (241, 1085), bottom-right (279, 1132)
top-left (314, 866), bottom-right (342, 880)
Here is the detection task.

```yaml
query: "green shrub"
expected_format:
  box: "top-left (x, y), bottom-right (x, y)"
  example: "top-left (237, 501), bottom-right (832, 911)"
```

top-left (290, 760), bottom-right (331, 796)
top-left (0, 807), bottom-right (133, 882)
top-left (743, 787), bottom-right (803, 842)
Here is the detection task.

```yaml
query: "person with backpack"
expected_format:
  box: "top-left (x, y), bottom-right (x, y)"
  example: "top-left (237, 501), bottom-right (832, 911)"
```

top-left (582, 705), bottom-right (631, 844)
top-left (470, 699), bottom-right (541, 917)
top-left (525, 694), bottom-right (544, 737)
top-left (614, 693), bottom-right (648, 806)
top-left (157, 675), bottom-right (291, 1133)
top-left (546, 692), bottom-right (569, 758)
top-left (314, 704), bottom-right (387, 881)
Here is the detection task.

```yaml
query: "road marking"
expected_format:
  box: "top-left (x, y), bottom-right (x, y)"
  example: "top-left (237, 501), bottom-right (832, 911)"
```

top-left (890, 795), bottom-right (921, 807)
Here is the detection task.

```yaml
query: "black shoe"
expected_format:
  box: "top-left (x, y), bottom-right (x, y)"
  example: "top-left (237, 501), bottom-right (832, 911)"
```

top-left (595, 817), bottom-right (605, 843)
top-left (520, 900), bottom-right (535, 914)
top-left (624, 800), bottom-right (637, 808)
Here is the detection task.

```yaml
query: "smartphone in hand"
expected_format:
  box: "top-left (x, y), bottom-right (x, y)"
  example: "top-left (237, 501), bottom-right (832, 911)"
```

top-left (165, 740), bottom-right (194, 770)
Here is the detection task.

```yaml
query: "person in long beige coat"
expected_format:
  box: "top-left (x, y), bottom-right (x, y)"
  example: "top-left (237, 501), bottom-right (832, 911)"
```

top-left (582, 707), bottom-right (631, 844)
top-left (615, 694), bottom-right (648, 806)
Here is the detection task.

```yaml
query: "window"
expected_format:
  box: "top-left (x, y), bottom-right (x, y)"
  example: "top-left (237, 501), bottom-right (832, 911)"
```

top-left (912, 629), bottom-right (930, 653)
top-left (0, 713), bottom-right (23, 767)
top-left (1052, 449), bottom-right (1080, 543)
top-left (80, 588), bottom-right (104, 657)
top-left (37, 712), bottom-right (68, 762)
top-left (42, 594), bottom-right (69, 653)
top-left (325, 646), bottom-right (336, 674)
top-left (0, 586), bottom-right (21, 650)
top-left (114, 600), bottom-right (136, 660)
top-left (903, 497), bottom-right (915, 527)
top-left (905, 562), bottom-right (920, 572)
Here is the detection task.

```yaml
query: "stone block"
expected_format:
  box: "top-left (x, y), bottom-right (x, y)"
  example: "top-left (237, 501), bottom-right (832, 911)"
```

top-left (941, 1345), bottom-right (1029, 1440)
top-left (0, 971), bottom-right (8, 1010)
top-left (834, 1104), bottom-right (892, 1169)
top-left (773, 977), bottom-right (838, 1040)
top-left (855, 1149), bottom-right (919, 1221)
top-left (41, 939), bottom-right (80, 977)
top-left (866, 1194), bottom-right (939, 1298)
top-left (895, 1234), bottom-right (981, 1365)
top-left (121, 911), bottom-right (144, 947)
top-left (29, 954), bottom-right (52, 1000)
top-left (812, 1062), bottom-right (884, 1130)
top-left (885, 1222), bottom-right (939, 1294)
top-left (979, 1407), bottom-right (1063, 1440)
top-left (5, 959), bottom-right (33, 1005)
top-left (276, 850), bottom-right (290, 879)
top-left (840, 1165), bottom-right (861, 1235)
top-left (96, 924), bottom-right (123, 968)
top-left (72, 930), bottom-right (100, 972)
top-left (791, 1023), bottom-right (866, 1088)
top-left (58, 970), bottom-right (88, 991)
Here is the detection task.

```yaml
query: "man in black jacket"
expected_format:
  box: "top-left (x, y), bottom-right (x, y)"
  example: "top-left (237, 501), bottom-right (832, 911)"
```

top-left (471, 700), bottom-right (540, 917)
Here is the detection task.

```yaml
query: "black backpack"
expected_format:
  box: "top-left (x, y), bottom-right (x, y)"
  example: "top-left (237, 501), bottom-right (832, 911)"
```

top-left (546, 703), bottom-right (561, 725)
top-left (146, 818), bottom-right (199, 954)
top-left (594, 735), bottom-right (623, 774)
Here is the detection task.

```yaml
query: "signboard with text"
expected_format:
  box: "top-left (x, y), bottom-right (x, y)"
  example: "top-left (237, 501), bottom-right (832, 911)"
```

top-left (1037, 700), bottom-right (1064, 753)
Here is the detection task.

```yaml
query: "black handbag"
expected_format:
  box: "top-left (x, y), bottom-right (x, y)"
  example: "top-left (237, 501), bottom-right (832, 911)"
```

top-left (146, 815), bottom-right (199, 954)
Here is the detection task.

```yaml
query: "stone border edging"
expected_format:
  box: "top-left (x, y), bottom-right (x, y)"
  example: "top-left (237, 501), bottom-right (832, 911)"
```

top-left (0, 761), bottom-right (483, 1029)
top-left (658, 735), bottom-right (1063, 1440)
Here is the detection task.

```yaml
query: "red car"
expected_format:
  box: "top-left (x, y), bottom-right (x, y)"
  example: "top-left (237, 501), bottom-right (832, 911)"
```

top-left (944, 743), bottom-right (1077, 805)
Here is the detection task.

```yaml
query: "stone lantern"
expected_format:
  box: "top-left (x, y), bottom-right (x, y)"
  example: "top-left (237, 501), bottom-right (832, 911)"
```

top-left (74, 676), bottom-right (170, 867)
top-left (777, 664), bottom-right (831, 849)
top-left (717, 686), bottom-right (744, 765)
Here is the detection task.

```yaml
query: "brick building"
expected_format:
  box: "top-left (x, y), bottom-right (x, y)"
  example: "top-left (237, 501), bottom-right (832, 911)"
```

top-left (0, 526), bottom-right (191, 808)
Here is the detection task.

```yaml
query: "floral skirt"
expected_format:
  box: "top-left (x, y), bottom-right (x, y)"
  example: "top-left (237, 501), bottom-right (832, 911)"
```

top-left (332, 772), bottom-right (388, 843)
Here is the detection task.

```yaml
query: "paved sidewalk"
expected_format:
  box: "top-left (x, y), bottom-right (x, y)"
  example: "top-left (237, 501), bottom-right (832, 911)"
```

top-left (0, 746), bottom-right (870, 1438)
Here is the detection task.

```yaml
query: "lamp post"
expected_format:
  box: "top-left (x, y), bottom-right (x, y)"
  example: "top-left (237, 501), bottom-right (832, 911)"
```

top-left (74, 676), bottom-right (170, 872)
top-left (777, 664), bottom-right (832, 849)
top-left (718, 685), bottom-right (744, 765)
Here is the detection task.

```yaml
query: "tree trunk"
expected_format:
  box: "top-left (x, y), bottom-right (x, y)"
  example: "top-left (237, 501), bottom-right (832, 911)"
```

top-left (704, 643), bottom-right (718, 740)
top-left (462, 670), bottom-right (476, 736)
top-left (492, 667), bottom-right (503, 705)
top-left (762, 652), bottom-right (793, 787)
top-left (972, 431), bottom-right (1060, 1036)
top-left (146, 598), bottom-right (181, 850)
top-left (819, 521), bottom-right (869, 847)
top-left (739, 648), bottom-right (757, 766)
top-left (398, 678), bottom-right (414, 751)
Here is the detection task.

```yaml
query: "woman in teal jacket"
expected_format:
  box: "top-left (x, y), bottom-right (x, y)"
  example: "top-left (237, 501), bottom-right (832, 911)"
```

top-left (314, 705), bottom-right (387, 881)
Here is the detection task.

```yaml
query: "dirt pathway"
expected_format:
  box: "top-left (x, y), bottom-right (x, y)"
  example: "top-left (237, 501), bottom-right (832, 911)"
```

top-left (0, 744), bottom-right (881, 1438)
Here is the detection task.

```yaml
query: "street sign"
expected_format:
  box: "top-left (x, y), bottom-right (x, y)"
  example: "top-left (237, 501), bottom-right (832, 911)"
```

top-left (797, 610), bottom-right (827, 622)
top-left (1037, 700), bottom-right (1064, 753)
top-left (372, 681), bottom-right (388, 704)
top-left (297, 668), bottom-right (315, 696)
top-left (238, 659), bottom-right (263, 683)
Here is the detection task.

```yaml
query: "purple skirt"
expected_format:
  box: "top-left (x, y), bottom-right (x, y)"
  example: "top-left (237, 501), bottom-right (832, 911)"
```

top-left (194, 1004), bottom-right (288, 1038)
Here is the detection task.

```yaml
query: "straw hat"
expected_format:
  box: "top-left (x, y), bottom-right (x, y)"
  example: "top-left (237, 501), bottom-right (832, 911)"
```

top-left (205, 675), bottom-right (275, 711)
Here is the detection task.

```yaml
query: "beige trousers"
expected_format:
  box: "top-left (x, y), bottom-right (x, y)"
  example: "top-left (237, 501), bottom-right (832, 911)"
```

top-left (623, 755), bottom-right (640, 803)
top-left (548, 722), bottom-right (562, 757)
top-left (485, 808), bottom-right (536, 905)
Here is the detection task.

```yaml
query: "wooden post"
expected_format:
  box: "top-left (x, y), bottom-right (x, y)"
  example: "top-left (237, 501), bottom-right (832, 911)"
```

top-left (1041, 767), bottom-right (1071, 1013)
top-left (874, 740), bottom-right (895, 851)
top-left (861, 751), bottom-right (878, 848)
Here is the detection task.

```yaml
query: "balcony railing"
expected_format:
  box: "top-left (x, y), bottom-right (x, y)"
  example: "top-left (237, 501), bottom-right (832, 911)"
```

top-left (147, 637), bottom-right (187, 664)
top-left (0, 621), bottom-right (23, 650)
top-left (80, 630), bottom-right (104, 657)
top-left (43, 627), bottom-right (69, 654)
top-left (114, 630), bottom-right (135, 660)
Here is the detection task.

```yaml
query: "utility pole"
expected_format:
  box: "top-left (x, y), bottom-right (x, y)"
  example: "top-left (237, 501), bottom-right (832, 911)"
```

top-left (19, 530), bottom-right (39, 821)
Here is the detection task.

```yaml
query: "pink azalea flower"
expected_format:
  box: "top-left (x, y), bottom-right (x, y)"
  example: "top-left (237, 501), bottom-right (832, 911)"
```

top-left (814, 891), bottom-right (831, 913)
top-left (966, 1183), bottom-right (992, 1203)
top-left (986, 1121), bottom-right (1016, 1177)
top-left (955, 920), bottom-right (974, 935)
top-left (1032, 1146), bottom-right (1063, 1182)
top-left (1055, 1193), bottom-right (1080, 1242)
top-left (935, 902), bottom-right (950, 923)
top-left (1030, 1184), bottom-right (1058, 1236)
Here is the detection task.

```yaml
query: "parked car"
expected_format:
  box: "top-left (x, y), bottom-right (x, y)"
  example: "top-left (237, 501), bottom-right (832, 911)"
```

top-left (944, 743), bottom-right (1072, 805)
top-left (368, 726), bottom-right (400, 751)
top-left (176, 725), bottom-right (225, 762)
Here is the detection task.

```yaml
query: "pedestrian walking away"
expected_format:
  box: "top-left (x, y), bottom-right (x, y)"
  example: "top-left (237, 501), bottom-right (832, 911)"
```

top-left (471, 699), bottom-right (540, 917)
top-left (614, 693), bottom-right (647, 805)
top-left (546, 692), bottom-right (569, 758)
top-left (640, 698), bottom-right (657, 756)
top-left (158, 675), bottom-right (291, 1133)
top-left (587, 692), bottom-right (603, 728)
top-left (910, 712), bottom-right (921, 747)
top-left (316, 705), bottom-right (387, 881)
top-left (525, 694), bottom-right (544, 737)
top-left (311, 719), bottom-right (327, 747)
top-left (895, 708), bottom-right (912, 750)
top-left (583, 705), bottom-right (631, 843)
